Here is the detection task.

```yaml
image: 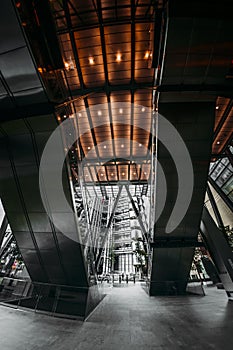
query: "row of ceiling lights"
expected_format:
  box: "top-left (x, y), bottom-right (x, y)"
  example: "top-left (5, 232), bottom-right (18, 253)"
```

top-left (88, 51), bottom-right (151, 65)
top-left (59, 106), bottom-right (146, 120)
top-left (87, 143), bottom-right (142, 150)
top-left (84, 171), bottom-right (148, 177)
top-left (78, 107), bottom-right (146, 117)
top-left (83, 159), bottom-right (149, 165)
top-left (64, 51), bottom-right (152, 70)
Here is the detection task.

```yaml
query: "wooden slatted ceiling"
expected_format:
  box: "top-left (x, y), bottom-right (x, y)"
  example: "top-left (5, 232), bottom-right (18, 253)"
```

top-left (51, 0), bottom-right (156, 184)
top-left (213, 96), bottom-right (233, 154)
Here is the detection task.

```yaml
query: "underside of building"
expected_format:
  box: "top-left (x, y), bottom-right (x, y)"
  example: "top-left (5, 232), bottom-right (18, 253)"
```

top-left (0, 0), bottom-right (233, 322)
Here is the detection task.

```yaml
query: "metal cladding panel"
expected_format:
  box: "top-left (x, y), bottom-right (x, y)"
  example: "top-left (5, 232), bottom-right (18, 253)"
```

top-left (149, 102), bottom-right (215, 295)
top-left (0, 47), bottom-right (42, 92)
top-left (0, 0), bottom-right (25, 54)
top-left (159, 10), bottom-right (233, 103)
top-left (0, 116), bottom-right (89, 288)
top-left (168, 0), bottom-right (233, 19)
top-left (0, 0), bottom-right (50, 121)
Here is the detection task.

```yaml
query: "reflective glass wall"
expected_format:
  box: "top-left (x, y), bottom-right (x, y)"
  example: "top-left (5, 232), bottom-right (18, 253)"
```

top-left (209, 146), bottom-right (233, 203)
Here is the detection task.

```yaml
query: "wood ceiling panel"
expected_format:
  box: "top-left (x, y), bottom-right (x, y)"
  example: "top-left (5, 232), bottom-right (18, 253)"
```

top-left (212, 97), bottom-right (233, 154)
top-left (52, 0), bottom-right (155, 181)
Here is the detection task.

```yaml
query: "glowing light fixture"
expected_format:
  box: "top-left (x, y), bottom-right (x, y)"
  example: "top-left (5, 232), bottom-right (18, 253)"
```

top-left (64, 62), bottom-right (69, 70)
top-left (144, 51), bottom-right (150, 59)
top-left (89, 57), bottom-right (94, 65)
top-left (64, 56), bottom-right (74, 71)
top-left (119, 108), bottom-right (123, 114)
top-left (116, 53), bottom-right (122, 62)
top-left (98, 110), bottom-right (102, 116)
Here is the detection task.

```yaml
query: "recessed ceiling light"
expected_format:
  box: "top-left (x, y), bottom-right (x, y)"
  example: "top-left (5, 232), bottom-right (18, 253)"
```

top-left (133, 172), bottom-right (136, 175)
top-left (144, 51), bottom-right (150, 59)
top-left (141, 107), bottom-right (145, 112)
top-left (63, 115), bottom-right (67, 118)
top-left (119, 108), bottom-right (123, 114)
top-left (122, 172), bottom-right (125, 176)
top-left (89, 57), bottom-right (94, 65)
top-left (217, 141), bottom-right (220, 145)
top-left (101, 173), bottom-right (104, 176)
top-left (111, 173), bottom-right (114, 176)
top-left (144, 172), bottom-right (147, 175)
top-left (78, 113), bottom-right (82, 117)
top-left (139, 143), bottom-right (142, 147)
top-left (121, 144), bottom-right (124, 148)
top-left (104, 145), bottom-right (107, 149)
top-left (88, 146), bottom-right (91, 150)
top-left (64, 62), bottom-right (70, 70)
top-left (98, 110), bottom-right (102, 116)
top-left (116, 53), bottom-right (122, 62)
top-left (216, 106), bottom-right (219, 110)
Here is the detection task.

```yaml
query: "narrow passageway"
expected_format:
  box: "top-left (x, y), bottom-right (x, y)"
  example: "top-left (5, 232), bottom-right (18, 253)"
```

top-left (0, 283), bottom-right (233, 349)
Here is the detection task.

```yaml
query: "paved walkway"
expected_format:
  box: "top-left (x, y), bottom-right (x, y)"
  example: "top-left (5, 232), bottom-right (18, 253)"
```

top-left (0, 283), bottom-right (233, 349)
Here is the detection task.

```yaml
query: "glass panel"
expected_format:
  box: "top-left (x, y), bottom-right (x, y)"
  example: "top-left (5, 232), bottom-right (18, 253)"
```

top-left (210, 160), bottom-right (226, 180)
top-left (216, 167), bottom-right (233, 187)
top-left (222, 177), bottom-right (233, 196)
top-left (209, 162), bottom-right (216, 171)
top-left (228, 190), bottom-right (233, 202)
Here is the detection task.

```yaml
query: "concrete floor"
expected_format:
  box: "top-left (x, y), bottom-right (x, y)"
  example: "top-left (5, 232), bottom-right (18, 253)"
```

top-left (0, 283), bottom-right (233, 349)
